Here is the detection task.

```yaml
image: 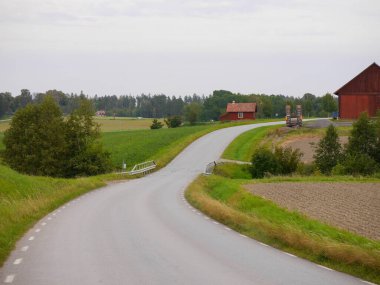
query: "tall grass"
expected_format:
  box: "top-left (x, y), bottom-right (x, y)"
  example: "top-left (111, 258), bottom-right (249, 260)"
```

top-left (186, 175), bottom-right (380, 284)
top-left (0, 165), bottom-right (105, 266)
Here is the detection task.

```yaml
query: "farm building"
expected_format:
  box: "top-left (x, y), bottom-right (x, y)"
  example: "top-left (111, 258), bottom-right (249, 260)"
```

top-left (334, 62), bottom-right (380, 119)
top-left (220, 102), bottom-right (257, 121)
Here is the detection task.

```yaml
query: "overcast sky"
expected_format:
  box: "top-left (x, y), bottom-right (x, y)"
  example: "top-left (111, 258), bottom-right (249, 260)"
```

top-left (1, 0), bottom-right (379, 97)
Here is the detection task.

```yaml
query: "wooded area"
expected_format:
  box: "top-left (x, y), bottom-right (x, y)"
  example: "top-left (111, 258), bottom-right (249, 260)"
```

top-left (0, 89), bottom-right (338, 121)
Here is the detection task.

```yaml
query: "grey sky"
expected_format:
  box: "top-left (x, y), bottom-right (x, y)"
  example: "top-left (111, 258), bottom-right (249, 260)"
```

top-left (1, 0), bottom-right (379, 97)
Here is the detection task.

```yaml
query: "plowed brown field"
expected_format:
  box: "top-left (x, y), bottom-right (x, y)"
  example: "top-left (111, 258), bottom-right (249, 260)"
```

top-left (245, 182), bottom-right (380, 240)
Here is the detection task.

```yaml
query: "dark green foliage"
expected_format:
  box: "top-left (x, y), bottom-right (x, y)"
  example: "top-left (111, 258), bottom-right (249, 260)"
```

top-left (184, 102), bottom-right (203, 125)
top-left (250, 148), bottom-right (279, 178)
top-left (165, 115), bottom-right (182, 128)
top-left (150, 119), bottom-right (164, 129)
top-left (346, 112), bottom-right (377, 158)
top-left (63, 99), bottom-right (112, 177)
top-left (274, 146), bottom-right (303, 174)
top-left (333, 154), bottom-right (378, 176)
top-left (3, 97), bottom-right (111, 177)
top-left (314, 125), bottom-right (342, 174)
top-left (250, 146), bottom-right (302, 178)
top-left (3, 97), bottom-right (66, 176)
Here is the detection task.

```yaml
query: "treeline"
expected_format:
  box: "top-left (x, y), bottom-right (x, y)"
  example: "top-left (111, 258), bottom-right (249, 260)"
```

top-left (0, 89), bottom-right (338, 121)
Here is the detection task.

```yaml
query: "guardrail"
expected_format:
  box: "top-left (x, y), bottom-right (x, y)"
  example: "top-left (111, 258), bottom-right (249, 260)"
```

top-left (127, 160), bottom-right (157, 175)
top-left (204, 161), bottom-right (217, 175)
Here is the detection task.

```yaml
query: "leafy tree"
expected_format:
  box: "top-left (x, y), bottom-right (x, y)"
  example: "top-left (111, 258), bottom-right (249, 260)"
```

top-left (164, 115), bottom-right (182, 128)
top-left (250, 148), bottom-right (279, 178)
top-left (274, 146), bottom-right (303, 174)
top-left (346, 112), bottom-right (376, 159)
top-left (321, 93), bottom-right (338, 115)
top-left (150, 119), bottom-right (164, 129)
top-left (333, 154), bottom-right (378, 176)
top-left (0, 92), bottom-right (13, 118)
top-left (185, 102), bottom-right (203, 125)
top-left (64, 98), bottom-right (111, 177)
top-left (314, 124), bottom-right (342, 174)
top-left (3, 96), bottom-right (66, 176)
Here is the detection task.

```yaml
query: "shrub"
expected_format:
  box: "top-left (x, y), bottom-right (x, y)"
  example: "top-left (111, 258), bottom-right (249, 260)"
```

top-left (150, 119), bottom-right (164, 129)
top-left (250, 148), bottom-right (279, 178)
top-left (165, 116), bottom-right (182, 128)
top-left (314, 124), bottom-right (342, 174)
top-left (274, 146), bottom-right (303, 174)
top-left (333, 153), bottom-right (378, 176)
top-left (297, 163), bottom-right (317, 176)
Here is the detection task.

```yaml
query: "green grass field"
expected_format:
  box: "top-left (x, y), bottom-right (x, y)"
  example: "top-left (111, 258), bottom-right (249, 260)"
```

top-left (186, 175), bottom-right (380, 284)
top-left (222, 125), bottom-right (280, 161)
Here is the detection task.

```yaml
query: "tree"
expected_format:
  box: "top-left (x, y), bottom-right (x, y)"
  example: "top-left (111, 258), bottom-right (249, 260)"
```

top-left (321, 93), bottom-right (338, 115)
top-left (64, 98), bottom-right (111, 177)
top-left (250, 148), bottom-right (279, 178)
top-left (3, 97), bottom-right (111, 177)
top-left (346, 112), bottom-right (377, 159)
top-left (314, 124), bottom-right (342, 174)
top-left (3, 96), bottom-right (67, 176)
top-left (150, 119), bottom-right (164, 129)
top-left (164, 115), bottom-right (182, 128)
top-left (274, 146), bottom-right (303, 174)
top-left (185, 102), bottom-right (202, 125)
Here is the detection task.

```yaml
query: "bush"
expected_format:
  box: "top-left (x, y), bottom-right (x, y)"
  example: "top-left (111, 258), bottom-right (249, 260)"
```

top-left (250, 148), bottom-right (279, 178)
top-left (3, 96), bottom-right (112, 177)
top-left (164, 116), bottom-right (182, 128)
top-left (150, 119), bottom-right (164, 129)
top-left (274, 146), bottom-right (303, 174)
top-left (297, 163), bottom-right (317, 176)
top-left (333, 153), bottom-right (378, 176)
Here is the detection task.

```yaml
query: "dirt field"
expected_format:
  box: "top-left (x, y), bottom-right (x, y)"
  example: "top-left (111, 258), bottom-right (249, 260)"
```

top-left (282, 136), bottom-right (348, 163)
top-left (245, 182), bottom-right (380, 240)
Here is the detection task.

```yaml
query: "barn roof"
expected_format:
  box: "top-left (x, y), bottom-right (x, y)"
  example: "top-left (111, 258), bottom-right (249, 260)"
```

top-left (226, 102), bottom-right (257, 112)
top-left (334, 62), bottom-right (380, 95)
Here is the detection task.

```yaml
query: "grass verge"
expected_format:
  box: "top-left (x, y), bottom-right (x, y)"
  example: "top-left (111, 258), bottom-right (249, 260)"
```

top-left (0, 164), bottom-right (108, 267)
top-left (185, 175), bottom-right (380, 284)
top-left (222, 125), bottom-right (280, 161)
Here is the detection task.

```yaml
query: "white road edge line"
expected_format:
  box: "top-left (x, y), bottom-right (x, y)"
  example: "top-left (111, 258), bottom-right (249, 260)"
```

top-left (240, 234), bottom-right (248, 238)
top-left (361, 281), bottom-right (376, 285)
top-left (13, 258), bottom-right (22, 265)
top-left (35, 229), bottom-right (41, 233)
top-left (317, 265), bottom-right (333, 271)
top-left (212, 221), bottom-right (219, 225)
top-left (21, 246), bottom-right (29, 252)
top-left (259, 242), bottom-right (269, 247)
top-left (41, 222), bottom-right (47, 226)
top-left (28, 236), bottom-right (35, 241)
top-left (224, 227), bottom-right (231, 231)
top-left (4, 274), bottom-right (15, 283)
top-left (284, 252), bottom-right (296, 258)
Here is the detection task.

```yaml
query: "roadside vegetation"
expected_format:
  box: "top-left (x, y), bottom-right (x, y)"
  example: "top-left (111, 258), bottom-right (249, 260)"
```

top-left (186, 174), bottom-right (380, 284)
top-left (186, 115), bottom-right (380, 284)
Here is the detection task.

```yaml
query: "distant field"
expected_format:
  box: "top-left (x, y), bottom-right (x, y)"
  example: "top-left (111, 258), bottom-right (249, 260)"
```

top-left (0, 117), bottom-right (160, 132)
top-left (94, 117), bottom-right (163, 132)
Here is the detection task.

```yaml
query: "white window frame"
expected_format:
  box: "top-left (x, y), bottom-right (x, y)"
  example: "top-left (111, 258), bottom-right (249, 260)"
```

top-left (238, 112), bottom-right (244, 118)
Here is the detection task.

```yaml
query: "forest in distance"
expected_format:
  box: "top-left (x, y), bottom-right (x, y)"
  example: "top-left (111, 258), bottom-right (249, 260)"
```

top-left (0, 89), bottom-right (338, 121)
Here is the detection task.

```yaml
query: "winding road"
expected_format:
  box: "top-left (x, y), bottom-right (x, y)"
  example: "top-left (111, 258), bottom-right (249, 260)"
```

top-left (0, 121), bottom-right (369, 284)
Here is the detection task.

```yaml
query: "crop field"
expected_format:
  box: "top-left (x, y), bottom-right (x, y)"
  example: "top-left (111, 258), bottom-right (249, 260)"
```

top-left (94, 117), bottom-right (163, 132)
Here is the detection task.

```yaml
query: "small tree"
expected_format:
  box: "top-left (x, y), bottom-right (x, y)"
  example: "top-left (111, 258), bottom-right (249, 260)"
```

top-left (250, 148), bottom-right (279, 178)
top-left (185, 102), bottom-right (203, 125)
top-left (274, 146), bottom-right (303, 174)
top-left (150, 119), bottom-right (164, 129)
top-left (346, 112), bottom-right (376, 159)
top-left (165, 115), bottom-right (182, 128)
top-left (314, 124), bottom-right (342, 174)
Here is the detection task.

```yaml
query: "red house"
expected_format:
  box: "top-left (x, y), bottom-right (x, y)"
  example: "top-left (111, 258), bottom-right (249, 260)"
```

top-left (220, 102), bottom-right (257, 121)
top-left (334, 62), bottom-right (380, 119)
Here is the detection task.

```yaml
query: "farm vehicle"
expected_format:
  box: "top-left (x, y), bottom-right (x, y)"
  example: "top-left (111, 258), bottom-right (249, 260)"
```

top-left (285, 105), bottom-right (303, 127)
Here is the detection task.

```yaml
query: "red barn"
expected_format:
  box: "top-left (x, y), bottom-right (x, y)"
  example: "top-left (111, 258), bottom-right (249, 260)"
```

top-left (334, 62), bottom-right (380, 119)
top-left (220, 102), bottom-right (257, 121)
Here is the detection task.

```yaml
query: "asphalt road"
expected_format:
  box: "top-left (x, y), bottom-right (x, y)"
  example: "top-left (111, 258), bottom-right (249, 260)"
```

top-left (0, 121), bottom-right (369, 285)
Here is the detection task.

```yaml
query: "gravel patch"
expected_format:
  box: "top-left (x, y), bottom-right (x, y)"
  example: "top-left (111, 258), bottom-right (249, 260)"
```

top-left (244, 182), bottom-right (380, 240)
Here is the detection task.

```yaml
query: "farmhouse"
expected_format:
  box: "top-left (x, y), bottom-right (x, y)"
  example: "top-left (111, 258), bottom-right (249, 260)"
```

top-left (334, 62), bottom-right (380, 119)
top-left (220, 101), bottom-right (257, 121)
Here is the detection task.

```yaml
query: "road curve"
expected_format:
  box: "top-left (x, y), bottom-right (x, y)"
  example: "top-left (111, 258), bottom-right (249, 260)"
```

top-left (0, 121), bottom-right (367, 285)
